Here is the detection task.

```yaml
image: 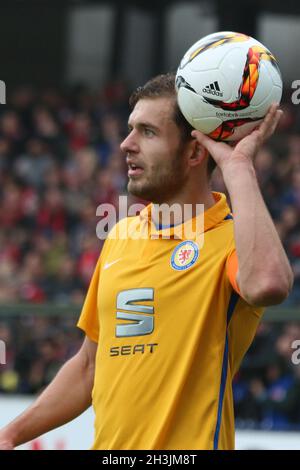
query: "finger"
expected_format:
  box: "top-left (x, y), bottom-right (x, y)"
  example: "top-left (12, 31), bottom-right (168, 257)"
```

top-left (256, 103), bottom-right (279, 140)
top-left (266, 109), bottom-right (283, 136)
top-left (191, 130), bottom-right (230, 155)
top-left (260, 109), bottom-right (283, 142)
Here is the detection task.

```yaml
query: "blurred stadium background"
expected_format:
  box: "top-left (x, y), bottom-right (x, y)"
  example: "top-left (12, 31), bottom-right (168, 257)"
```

top-left (0, 0), bottom-right (300, 450)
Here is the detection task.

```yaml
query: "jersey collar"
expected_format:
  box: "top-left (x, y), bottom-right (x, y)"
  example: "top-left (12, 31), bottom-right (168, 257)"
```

top-left (139, 192), bottom-right (231, 240)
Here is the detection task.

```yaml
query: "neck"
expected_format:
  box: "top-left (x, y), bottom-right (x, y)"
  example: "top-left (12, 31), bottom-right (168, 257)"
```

top-left (151, 182), bottom-right (216, 226)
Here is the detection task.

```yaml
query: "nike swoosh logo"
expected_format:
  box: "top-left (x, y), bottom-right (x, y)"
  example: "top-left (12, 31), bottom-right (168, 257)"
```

top-left (103, 258), bottom-right (122, 270)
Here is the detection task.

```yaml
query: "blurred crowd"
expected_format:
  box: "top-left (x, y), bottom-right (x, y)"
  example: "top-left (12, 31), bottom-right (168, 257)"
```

top-left (0, 83), bottom-right (130, 304)
top-left (234, 321), bottom-right (300, 431)
top-left (0, 82), bottom-right (300, 428)
top-left (0, 315), bottom-right (83, 394)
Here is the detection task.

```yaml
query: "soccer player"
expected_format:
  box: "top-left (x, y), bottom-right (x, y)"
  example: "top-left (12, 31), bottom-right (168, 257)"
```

top-left (0, 73), bottom-right (293, 450)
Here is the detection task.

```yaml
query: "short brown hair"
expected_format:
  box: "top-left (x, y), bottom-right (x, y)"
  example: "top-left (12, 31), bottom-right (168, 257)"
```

top-left (129, 72), bottom-right (217, 177)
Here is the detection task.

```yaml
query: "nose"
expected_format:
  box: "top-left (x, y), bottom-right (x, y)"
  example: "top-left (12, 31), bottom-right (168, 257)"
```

top-left (120, 130), bottom-right (139, 154)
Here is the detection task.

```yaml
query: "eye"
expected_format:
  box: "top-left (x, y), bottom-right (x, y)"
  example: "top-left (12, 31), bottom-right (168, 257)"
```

top-left (144, 128), bottom-right (155, 137)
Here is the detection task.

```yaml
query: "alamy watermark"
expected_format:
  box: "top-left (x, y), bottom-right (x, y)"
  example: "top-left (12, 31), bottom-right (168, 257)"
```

top-left (291, 340), bottom-right (300, 365)
top-left (95, 196), bottom-right (205, 246)
top-left (291, 80), bottom-right (300, 105)
top-left (0, 340), bottom-right (6, 365)
top-left (0, 80), bottom-right (6, 104)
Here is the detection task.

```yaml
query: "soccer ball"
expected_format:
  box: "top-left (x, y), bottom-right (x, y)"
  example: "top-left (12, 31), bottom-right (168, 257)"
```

top-left (175, 31), bottom-right (282, 141)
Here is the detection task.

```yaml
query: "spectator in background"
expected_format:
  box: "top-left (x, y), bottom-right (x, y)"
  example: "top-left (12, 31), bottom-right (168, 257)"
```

top-left (67, 112), bottom-right (92, 151)
top-left (36, 187), bottom-right (67, 235)
top-left (14, 138), bottom-right (54, 189)
top-left (0, 110), bottom-right (25, 156)
top-left (94, 113), bottom-right (123, 168)
top-left (281, 167), bottom-right (300, 210)
top-left (32, 106), bottom-right (67, 162)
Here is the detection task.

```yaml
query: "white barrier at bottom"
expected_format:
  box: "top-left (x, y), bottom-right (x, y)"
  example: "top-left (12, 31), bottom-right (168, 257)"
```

top-left (236, 429), bottom-right (300, 450)
top-left (0, 395), bottom-right (300, 450)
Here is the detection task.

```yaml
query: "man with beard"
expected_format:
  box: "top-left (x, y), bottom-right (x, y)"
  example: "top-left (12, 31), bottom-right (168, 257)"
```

top-left (0, 74), bottom-right (293, 450)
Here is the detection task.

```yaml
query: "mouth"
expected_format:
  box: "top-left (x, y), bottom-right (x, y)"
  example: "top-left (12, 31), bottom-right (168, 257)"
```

top-left (127, 162), bottom-right (144, 177)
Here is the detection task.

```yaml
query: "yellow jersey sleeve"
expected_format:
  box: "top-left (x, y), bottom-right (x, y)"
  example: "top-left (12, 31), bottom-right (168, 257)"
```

top-left (226, 250), bottom-right (265, 376)
top-left (77, 255), bottom-right (101, 343)
top-left (226, 249), bottom-right (241, 295)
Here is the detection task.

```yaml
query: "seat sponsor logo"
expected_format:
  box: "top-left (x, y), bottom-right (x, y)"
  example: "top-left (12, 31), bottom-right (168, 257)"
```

top-left (116, 288), bottom-right (154, 337)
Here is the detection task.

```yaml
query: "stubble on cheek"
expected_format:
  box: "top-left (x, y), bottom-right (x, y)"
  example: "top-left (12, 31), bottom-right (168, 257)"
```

top-left (128, 161), bottom-right (186, 203)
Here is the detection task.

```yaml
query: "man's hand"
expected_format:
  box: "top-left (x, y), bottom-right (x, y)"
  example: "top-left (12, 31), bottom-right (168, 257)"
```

top-left (191, 103), bottom-right (283, 172)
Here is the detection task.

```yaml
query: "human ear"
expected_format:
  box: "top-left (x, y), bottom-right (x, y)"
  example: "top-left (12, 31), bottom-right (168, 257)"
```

top-left (188, 141), bottom-right (207, 167)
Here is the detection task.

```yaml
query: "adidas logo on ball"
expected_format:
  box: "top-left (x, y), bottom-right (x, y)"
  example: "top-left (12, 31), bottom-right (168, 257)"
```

top-left (202, 81), bottom-right (223, 97)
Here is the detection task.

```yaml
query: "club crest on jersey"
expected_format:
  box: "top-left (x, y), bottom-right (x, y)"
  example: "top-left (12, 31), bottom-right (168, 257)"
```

top-left (171, 241), bottom-right (199, 271)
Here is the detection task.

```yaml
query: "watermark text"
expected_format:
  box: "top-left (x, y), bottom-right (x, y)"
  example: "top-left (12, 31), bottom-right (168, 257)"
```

top-left (96, 196), bottom-right (204, 246)
top-left (0, 80), bottom-right (5, 104)
top-left (0, 340), bottom-right (6, 365)
top-left (291, 80), bottom-right (300, 105)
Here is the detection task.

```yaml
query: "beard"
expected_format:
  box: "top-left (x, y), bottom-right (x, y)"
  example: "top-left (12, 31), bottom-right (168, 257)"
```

top-left (127, 149), bottom-right (188, 203)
